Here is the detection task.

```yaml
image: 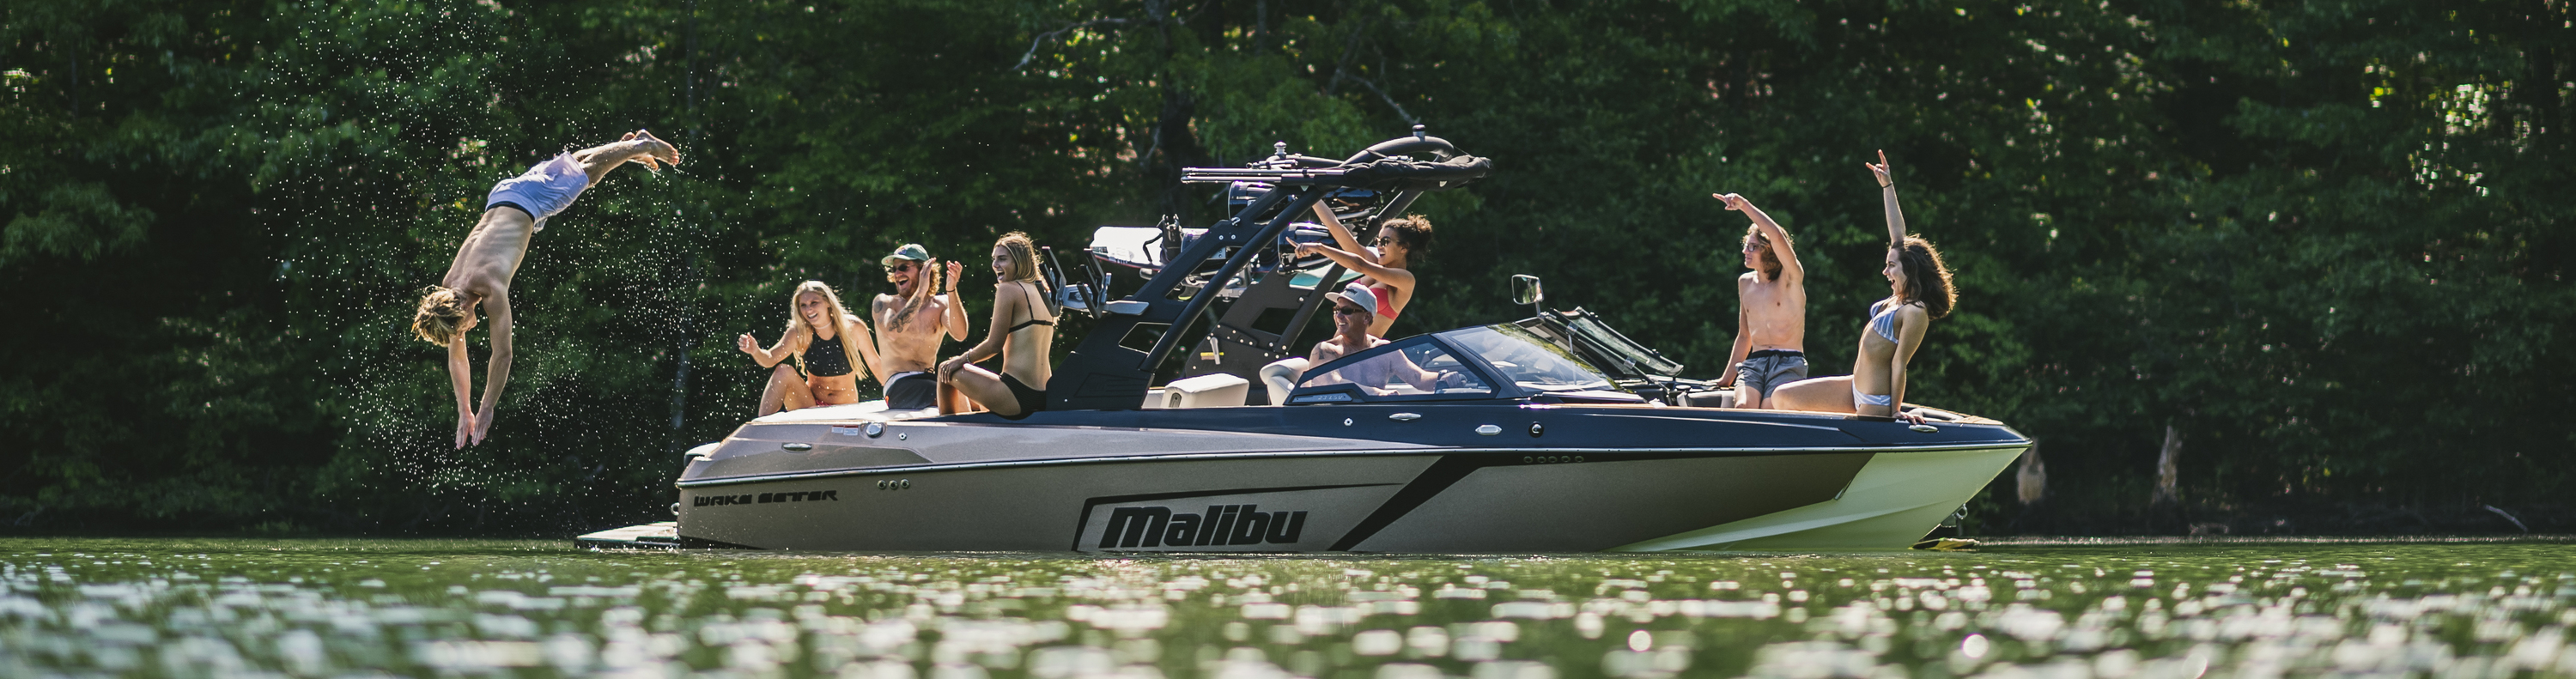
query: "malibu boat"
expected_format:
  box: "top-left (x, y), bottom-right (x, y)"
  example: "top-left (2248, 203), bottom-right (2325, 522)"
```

top-left (580, 130), bottom-right (2031, 552)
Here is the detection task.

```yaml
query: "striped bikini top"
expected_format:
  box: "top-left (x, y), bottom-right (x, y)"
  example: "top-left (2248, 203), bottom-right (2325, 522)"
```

top-left (1868, 300), bottom-right (1904, 343)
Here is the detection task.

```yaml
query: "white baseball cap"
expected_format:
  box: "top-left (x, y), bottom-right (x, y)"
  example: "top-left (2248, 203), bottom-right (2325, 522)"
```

top-left (1324, 282), bottom-right (1377, 318)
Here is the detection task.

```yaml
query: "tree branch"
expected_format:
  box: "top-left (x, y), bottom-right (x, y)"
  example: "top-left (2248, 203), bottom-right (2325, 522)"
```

top-left (1013, 18), bottom-right (1132, 71)
top-left (1333, 71), bottom-right (1419, 125)
top-left (1321, 18), bottom-right (1371, 97)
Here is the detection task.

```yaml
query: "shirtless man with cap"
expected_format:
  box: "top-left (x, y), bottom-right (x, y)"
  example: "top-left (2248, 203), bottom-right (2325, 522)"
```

top-left (1296, 282), bottom-right (1448, 396)
top-left (870, 244), bottom-right (969, 410)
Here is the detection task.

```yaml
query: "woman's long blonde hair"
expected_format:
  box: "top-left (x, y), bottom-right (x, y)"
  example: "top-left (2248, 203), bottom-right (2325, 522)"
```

top-left (784, 281), bottom-right (868, 380)
top-left (993, 232), bottom-right (1056, 322)
top-left (995, 232), bottom-right (1045, 283)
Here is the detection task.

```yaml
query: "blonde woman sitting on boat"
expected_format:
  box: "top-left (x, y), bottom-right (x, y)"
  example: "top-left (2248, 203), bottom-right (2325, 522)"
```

top-left (1769, 151), bottom-right (1957, 424)
top-left (737, 281), bottom-right (883, 416)
top-left (938, 233), bottom-right (1057, 419)
top-left (412, 130), bottom-right (681, 448)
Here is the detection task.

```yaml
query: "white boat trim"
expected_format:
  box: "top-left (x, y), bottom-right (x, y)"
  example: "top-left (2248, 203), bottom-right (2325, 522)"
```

top-left (674, 442), bottom-right (2022, 488)
top-left (1583, 413), bottom-right (1854, 432)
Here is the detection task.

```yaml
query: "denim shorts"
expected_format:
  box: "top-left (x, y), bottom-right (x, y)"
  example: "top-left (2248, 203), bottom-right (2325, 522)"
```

top-left (1735, 351), bottom-right (1810, 398)
top-left (484, 155), bottom-right (591, 231)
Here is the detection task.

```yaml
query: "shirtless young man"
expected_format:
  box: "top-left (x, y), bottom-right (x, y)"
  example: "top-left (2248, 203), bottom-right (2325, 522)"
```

top-left (411, 130), bottom-right (680, 448)
top-left (869, 244), bottom-right (970, 410)
top-left (1711, 192), bottom-right (1807, 409)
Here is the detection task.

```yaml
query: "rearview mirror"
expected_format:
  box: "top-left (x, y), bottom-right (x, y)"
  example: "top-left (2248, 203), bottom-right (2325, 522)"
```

top-left (1510, 275), bottom-right (1544, 307)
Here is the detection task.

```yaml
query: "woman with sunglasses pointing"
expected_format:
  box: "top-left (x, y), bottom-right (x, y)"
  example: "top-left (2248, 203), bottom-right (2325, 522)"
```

top-left (1297, 203), bottom-right (1433, 337)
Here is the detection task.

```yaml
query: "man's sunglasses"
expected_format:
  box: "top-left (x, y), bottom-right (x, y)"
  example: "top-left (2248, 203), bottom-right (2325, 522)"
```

top-left (884, 263), bottom-right (920, 273)
top-left (1334, 305), bottom-right (1369, 316)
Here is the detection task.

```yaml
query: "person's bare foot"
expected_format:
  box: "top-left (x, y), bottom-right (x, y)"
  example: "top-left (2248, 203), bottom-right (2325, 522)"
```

top-left (623, 130), bottom-right (681, 169)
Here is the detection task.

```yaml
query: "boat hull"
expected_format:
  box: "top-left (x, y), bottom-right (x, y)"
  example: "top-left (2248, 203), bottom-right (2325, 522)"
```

top-left (664, 403), bottom-right (2030, 553)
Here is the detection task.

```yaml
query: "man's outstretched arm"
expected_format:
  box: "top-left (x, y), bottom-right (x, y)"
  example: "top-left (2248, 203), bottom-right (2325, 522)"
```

top-left (1716, 193), bottom-right (1803, 282)
top-left (447, 332), bottom-right (477, 449)
top-left (470, 290), bottom-right (514, 446)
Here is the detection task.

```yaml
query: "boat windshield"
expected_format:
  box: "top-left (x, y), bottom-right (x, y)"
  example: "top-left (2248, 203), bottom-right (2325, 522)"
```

top-left (1437, 324), bottom-right (1618, 393)
top-left (1295, 341), bottom-right (1495, 398)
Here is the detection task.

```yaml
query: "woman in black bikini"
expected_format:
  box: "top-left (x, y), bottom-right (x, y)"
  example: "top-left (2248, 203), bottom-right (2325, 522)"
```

top-left (939, 232), bottom-right (1057, 419)
top-left (737, 281), bottom-right (882, 416)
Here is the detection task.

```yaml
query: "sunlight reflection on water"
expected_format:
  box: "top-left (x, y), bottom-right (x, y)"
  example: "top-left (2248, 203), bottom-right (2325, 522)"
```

top-left (0, 538), bottom-right (2569, 678)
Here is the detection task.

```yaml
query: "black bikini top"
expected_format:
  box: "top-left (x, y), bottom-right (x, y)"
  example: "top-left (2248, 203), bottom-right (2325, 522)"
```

top-left (1005, 281), bottom-right (1058, 334)
top-left (802, 328), bottom-right (854, 377)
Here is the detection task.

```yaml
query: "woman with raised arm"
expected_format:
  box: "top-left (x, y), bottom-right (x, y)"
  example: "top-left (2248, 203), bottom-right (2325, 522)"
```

top-left (1769, 151), bottom-right (1957, 423)
top-left (1297, 203), bottom-right (1431, 337)
top-left (736, 282), bottom-right (883, 416)
top-left (412, 130), bottom-right (680, 448)
top-left (938, 233), bottom-right (1058, 419)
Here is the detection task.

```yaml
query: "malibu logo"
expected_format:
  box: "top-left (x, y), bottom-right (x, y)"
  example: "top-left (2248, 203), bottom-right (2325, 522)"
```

top-left (1097, 504), bottom-right (1309, 549)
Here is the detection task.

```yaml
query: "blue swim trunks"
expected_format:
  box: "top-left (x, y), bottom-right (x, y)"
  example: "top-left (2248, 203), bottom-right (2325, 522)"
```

top-left (483, 155), bottom-right (591, 231)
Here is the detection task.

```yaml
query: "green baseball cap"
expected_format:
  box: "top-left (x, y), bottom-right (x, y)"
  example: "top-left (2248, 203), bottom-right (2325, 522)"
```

top-left (881, 244), bottom-right (931, 268)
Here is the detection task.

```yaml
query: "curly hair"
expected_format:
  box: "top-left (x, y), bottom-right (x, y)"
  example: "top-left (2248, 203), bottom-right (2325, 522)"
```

top-left (1895, 235), bottom-right (1957, 319)
top-left (1376, 215), bottom-right (1434, 257)
top-left (1742, 223), bottom-right (1790, 281)
top-left (885, 257), bottom-right (943, 333)
top-left (411, 287), bottom-right (471, 345)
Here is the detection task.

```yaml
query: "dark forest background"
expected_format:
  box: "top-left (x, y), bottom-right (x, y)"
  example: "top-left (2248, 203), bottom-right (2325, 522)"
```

top-left (3, 0), bottom-right (2568, 537)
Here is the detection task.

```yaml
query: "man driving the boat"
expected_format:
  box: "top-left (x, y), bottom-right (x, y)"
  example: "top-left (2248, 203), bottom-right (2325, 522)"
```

top-left (871, 244), bottom-right (971, 410)
top-left (1712, 192), bottom-right (1807, 409)
top-left (1301, 283), bottom-right (1449, 396)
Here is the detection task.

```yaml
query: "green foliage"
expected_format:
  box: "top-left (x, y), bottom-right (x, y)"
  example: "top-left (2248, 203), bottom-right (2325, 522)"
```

top-left (2, 0), bottom-right (2567, 534)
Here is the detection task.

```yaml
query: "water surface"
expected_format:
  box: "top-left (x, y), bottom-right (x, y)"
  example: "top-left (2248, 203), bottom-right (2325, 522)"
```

top-left (3, 538), bottom-right (2570, 678)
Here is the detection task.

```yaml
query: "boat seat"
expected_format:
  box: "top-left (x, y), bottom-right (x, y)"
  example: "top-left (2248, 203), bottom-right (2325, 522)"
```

top-left (1259, 357), bottom-right (1309, 406)
top-left (1680, 390), bottom-right (1735, 409)
top-left (1162, 373), bottom-right (1251, 409)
